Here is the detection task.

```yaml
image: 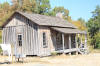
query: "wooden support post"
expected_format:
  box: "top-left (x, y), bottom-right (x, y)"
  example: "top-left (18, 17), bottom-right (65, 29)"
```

top-left (75, 34), bottom-right (78, 55)
top-left (80, 34), bottom-right (82, 47)
top-left (85, 32), bottom-right (87, 49)
top-left (62, 33), bottom-right (65, 54)
top-left (84, 32), bottom-right (87, 54)
top-left (69, 34), bottom-right (71, 55)
top-left (2, 30), bottom-right (3, 44)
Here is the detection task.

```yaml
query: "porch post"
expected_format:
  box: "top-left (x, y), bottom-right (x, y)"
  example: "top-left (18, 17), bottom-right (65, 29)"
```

top-left (62, 33), bottom-right (65, 53)
top-left (80, 34), bottom-right (82, 46)
top-left (69, 34), bottom-right (71, 55)
top-left (75, 34), bottom-right (78, 55)
top-left (84, 32), bottom-right (87, 49)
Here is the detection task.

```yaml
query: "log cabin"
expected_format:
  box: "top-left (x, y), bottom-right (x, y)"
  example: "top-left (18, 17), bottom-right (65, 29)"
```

top-left (1, 11), bottom-right (87, 56)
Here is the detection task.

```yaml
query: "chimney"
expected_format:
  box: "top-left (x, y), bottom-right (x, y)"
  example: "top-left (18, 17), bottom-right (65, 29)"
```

top-left (56, 12), bottom-right (63, 18)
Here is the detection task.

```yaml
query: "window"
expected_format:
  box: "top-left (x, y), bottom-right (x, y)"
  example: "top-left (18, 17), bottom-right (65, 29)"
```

top-left (43, 32), bottom-right (47, 48)
top-left (18, 34), bottom-right (22, 46)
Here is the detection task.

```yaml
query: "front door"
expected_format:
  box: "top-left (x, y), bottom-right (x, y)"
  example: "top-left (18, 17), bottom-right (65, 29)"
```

top-left (16, 26), bottom-right (23, 55)
top-left (17, 34), bottom-right (23, 54)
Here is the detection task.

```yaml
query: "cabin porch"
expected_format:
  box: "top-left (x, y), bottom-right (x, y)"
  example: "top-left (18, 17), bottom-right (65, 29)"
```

top-left (50, 27), bottom-right (87, 54)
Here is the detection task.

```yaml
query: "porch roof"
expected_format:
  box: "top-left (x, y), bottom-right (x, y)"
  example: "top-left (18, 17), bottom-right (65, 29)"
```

top-left (51, 27), bottom-right (86, 34)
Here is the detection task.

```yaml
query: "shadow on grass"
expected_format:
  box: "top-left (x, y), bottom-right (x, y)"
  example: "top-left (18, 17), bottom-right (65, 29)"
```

top-left (0, 62), bottom-right (11, 64)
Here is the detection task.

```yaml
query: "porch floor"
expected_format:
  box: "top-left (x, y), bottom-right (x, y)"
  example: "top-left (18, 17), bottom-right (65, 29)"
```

top-left (55, 48), bottom-right (78, 53)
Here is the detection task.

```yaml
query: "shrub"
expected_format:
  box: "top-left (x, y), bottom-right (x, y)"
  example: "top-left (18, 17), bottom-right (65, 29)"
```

top-left (94, 32), bottom-right (100, 49)
top-left (51, 52), bottom-right (57, 56)
top-left (0, 46), bottom-right (2, 54)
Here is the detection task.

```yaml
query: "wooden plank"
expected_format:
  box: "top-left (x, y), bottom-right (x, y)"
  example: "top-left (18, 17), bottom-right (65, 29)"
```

top-left (69, 34), bottom-right (71, 55)
top-left (24, 25), bottom-right (27, 55)
top-left (75, 34), bottom-right (78, 55)
top-left (84, 33), bottom-right (87, 49)
top-left (62, 33), bottom-right (65, 53)
top-left (36, 26), bottom-right (39, 56)
top-left (35, 25), bottom-right (38, 55)
top-left (2, 14), bottom-right (41, 56)
top-left (30, 24), bottom-right (33, 55)
top-left (80, 34), bottom-right (82, 45)
top-left (2, 28), bottom-right (4, 44)
top-left (56, 48), bottom-right (78, 53)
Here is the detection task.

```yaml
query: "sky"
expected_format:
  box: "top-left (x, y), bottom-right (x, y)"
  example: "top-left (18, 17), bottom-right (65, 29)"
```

top-left (0, 0), bottom-right (100, 21)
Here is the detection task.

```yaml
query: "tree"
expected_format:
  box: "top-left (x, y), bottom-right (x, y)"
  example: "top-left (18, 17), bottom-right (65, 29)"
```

top-left (11, 0), bottom-right (51, 14)
top-left (86, 5), bottom-right (100, 48)
top-left (77, 18), bottom-right (86, 30)
top-left (50, 7), bottom-right (69, 20)
top-left (35, 0), bottom-right (51, 15)
top-left (11, 0), bottom-right (36, 13)
top-left (71, 20), bottom-right (86, 30)
top-left (94, 32), bottom-right (100, 49)
top-left (0, 2), bottom-right (12, 26)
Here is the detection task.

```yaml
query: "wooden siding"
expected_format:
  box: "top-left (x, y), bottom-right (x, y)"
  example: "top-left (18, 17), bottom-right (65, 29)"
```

top-left (2, 13), bottom-right (39, 56)
top-left (64, 34), bottom-right (69, 49)
top-left (2, 13), bottom-right (78, 56)
top-left (37, 26), bottom-right (51, 56)
top-left (50, 30), bottom-right (57, 52)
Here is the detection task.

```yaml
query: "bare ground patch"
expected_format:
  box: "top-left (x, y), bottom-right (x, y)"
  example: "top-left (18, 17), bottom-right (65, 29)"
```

top-left (0, 53), bottom-right (100, 66)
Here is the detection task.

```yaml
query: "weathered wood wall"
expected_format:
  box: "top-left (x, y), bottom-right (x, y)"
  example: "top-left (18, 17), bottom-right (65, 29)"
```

top-left (2, 13), bottom-right (77, 56)
top-left (2, 13), bottom-right (39, 55)
top-left (64, 34), bottom-right (69, 49)
top-left (50, 30), bottom-right (57, 51)
top-left (37, 26), bottom-right (51, 56)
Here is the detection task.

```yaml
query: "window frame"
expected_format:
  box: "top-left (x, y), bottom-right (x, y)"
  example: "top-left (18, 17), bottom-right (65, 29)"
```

top-left (17, 34), bottom-right (22, 47)
top-left (43, 32), bottom-right (47, 48)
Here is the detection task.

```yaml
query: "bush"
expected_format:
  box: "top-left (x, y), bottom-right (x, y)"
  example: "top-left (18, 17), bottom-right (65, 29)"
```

top-left (94, 32), bottom-right (100, 49)
top-left (0, 30), bottom-right (2, 43)
top-left (0, 46), bottom-right (2, 54)
top-left (51, 52), bottom-right (57, 56)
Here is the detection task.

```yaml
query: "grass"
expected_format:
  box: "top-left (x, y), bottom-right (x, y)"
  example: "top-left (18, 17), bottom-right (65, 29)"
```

top-left (88, 45), bottom-right (100, 53)
top-left (91, 49), bottom-right (100, 53)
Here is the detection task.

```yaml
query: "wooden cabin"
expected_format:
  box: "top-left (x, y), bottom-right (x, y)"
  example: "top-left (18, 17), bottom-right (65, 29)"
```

top-left (1, 11), bottom-right (87, 56)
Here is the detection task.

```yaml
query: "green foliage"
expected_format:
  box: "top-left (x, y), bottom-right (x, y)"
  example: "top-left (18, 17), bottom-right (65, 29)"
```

top-left (0, 46), bottom-right (2, 54)
top-left (94, 32), bottom-right (100, 49)
top-left (0, 30), bottom-right (2, 43)
top-left (71, 19), bottom-right (86, 30)
top-left (51, 52), bottom-right (57, 56)
top-left (92, 49), bottom-right (100, 53)
top-left (21, 0), bottom-right (36, 12)
top-left (36, 0), bottom-right (51, 14)
top-left (50, 7), bottom-right (69, 20)
top-left (12, 0), bottom-right (36, 12)
top-left (86, 5), bottom-right (100, 48)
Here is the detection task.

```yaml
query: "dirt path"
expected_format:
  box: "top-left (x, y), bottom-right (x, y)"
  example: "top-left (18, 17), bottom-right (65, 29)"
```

top-left (0, 53), bottom-right (100, 66)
